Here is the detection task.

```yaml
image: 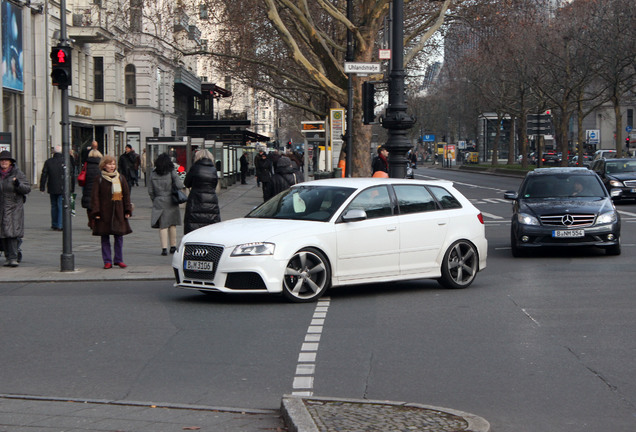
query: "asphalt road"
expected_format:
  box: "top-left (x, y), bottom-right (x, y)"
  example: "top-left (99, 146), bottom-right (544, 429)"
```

top-left (1, 168), bottom-right (635, 431)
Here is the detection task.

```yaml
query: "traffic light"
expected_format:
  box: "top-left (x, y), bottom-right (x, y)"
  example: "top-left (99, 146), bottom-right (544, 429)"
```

top-left (50, 45), bottom-right (72, 88)
top-left (362, 81), bottom-right (375, 125)
top-left (626, 137), bottom-right (631, 148)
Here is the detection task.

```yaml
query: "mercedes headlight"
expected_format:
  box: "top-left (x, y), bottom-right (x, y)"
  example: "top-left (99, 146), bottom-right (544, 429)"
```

top-left (231, 242), bottom-right (275, 256)
top-left (596, 211), bottom-right (617, 225)
top-left (609, 180), bottom-right (623, 187)
top-left (517, 213), bottom-right (539, 226)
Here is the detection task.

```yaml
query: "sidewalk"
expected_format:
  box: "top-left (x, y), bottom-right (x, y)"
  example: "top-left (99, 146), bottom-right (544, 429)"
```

top-left (0, 178), bottom-right (263, 283)
top-left (1, 174), bottom-right (489, 432)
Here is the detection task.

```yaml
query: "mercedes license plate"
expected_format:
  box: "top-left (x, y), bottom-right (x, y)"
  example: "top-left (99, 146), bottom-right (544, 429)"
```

top-left (185, 260), bottom-right (214, 271)
top-left (552, 229), bottom-right (584, 238)
top-left (631, 188), bottom-right (636, 193)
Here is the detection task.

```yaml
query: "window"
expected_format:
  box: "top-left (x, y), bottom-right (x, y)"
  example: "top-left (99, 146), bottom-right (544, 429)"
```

top-left (346, 186), bottom-right (393, 219)
top-left (125, 64), bottom-right (136, 105)
top-left (428, 186), bottom-right (462, 209)
top-left (199, 3), bottom-right (208, 19)
top-left (393, 185), bottom-right (437, 214)
top-left (130, 0), bottom-right (142, 31)
top-left (224, 76), bottom-right (232, 92)
top-left (94, 57), bottom-right (103, 101)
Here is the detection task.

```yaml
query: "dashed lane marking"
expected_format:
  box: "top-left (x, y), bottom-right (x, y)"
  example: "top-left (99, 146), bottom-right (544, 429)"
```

top-left (292, 297), bottom-right (330, 396)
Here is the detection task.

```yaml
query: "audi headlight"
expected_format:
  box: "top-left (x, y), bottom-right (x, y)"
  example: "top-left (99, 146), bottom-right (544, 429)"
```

top-left (517, 212), bottom-right (539, 226)
top-left (596, 211), bottom-right (617, 225)
top-left (231, 242), bottom-right (275, 256)
top-left (609, 180), bottom-right (623, 187)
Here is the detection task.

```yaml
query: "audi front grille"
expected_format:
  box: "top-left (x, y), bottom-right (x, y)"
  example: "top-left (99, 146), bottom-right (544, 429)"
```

top-left (183, 243), bottom-right (224, 281)
top-left (540, 214), bottom-right (595, 227)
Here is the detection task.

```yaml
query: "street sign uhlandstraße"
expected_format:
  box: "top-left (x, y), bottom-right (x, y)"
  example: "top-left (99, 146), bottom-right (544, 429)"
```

top-left (344, 62), bottom-right (381, 74)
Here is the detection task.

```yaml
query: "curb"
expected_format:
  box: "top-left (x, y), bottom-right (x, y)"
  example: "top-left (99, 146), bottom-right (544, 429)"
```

top-left (281, 395), bottom-right (490, 432)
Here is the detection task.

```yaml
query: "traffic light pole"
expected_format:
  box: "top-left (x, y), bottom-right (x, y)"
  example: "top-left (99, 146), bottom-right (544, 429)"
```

top-left (58, 0), bottom-right (74, 271)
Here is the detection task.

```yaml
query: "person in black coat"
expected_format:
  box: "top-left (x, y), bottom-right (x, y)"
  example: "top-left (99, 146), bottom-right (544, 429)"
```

top-left (81, 149), bottom-right (103, 227)
top-left (118, 145), bottom-right (138, 187)
top-left (183, 149), bottom-right (221, 234)
top-left (254, 149), bottom-right (273, 202)
top-left (40, 146), bottom-right (74, 231)
top-left (271, 156), bottom-right (302, 196)
top-left (239, 151), bottom-right (249, 184)
top-left (371, 146), bottom-right (389, 175)
top-left (1, 151), bottom-right (31, 267)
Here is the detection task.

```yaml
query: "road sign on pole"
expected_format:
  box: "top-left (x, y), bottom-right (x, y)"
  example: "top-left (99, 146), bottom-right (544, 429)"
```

top-left (586, 129), bottom-right (600, 145)
top-left (526, 113), bottom-right (552, 136)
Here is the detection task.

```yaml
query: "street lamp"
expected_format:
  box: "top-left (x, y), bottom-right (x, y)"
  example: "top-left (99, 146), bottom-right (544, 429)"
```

top-left (382, 0), bottom-right (415, 178)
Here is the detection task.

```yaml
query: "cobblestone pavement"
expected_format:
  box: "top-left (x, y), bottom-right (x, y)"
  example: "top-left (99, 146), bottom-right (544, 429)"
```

top-left (282, 396), bottom-right (490, 432)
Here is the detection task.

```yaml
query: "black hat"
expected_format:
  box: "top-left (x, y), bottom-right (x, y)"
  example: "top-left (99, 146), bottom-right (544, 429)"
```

top-left (0, 150), bottom-right (16, 163)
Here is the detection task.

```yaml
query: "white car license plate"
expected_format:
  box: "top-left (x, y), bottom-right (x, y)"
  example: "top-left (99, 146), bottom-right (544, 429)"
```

top-left (185, 260), bottom-right (214, 271)
top-left (631, 188), bottom-right (636, 193)
top-left (552, 229), bottom-right (584, 238)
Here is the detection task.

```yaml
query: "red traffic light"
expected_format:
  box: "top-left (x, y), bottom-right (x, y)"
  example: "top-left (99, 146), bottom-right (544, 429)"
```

top-left (50, 45), bottom-right (72, 88)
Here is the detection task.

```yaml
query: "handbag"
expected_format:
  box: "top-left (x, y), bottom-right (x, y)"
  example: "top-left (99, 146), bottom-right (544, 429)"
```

top-left (172, 183), bottom-right (188, 205)
top-left (77, 162), bottom-right (87, 186)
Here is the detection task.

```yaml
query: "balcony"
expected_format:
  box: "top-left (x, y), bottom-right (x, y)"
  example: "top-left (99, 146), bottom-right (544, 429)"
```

top-left (69, 7), bottom-right (112, 43)
top-left (174, 10), bottom-right (190, 32)
top-left (188, 25), bottom-right (201, 43)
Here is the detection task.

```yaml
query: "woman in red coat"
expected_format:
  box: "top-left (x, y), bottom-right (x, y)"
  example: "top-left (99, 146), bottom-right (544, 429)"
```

top-left (90, 155), bottom-right (133, 269)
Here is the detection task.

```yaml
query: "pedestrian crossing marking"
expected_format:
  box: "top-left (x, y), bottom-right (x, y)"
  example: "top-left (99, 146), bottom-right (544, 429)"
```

top-left (617, 209), bottom-right (636, 217)
top-left (481, 211), bottom-right (504, 220)
top-left (470, 198), bottom-right (510, 204)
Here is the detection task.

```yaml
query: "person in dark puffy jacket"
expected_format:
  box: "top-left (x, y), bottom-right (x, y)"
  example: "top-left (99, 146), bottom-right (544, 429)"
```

top-left (0, 151), bottom-right (31, 267)
top-left (183, 149), bottom-right (220, 234)
top-left (271, 155), bottom-right (303, 196)
top-left (81, 149), bottom-right (103, 227)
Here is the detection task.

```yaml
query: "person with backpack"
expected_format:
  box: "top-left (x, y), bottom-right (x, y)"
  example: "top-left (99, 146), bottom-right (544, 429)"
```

top-left (271, 155), bottom-right (302, 196)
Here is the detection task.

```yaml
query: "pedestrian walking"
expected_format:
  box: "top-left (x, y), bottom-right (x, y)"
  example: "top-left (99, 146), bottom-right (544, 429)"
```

top-left (118, 144), bottom-right (138, 187)
top-left (183, 149), bottom-right (220, 234)
top-left (40, 145), bottom-right (71, 231)
top-left (254, 149), bottom-right (273, 201)
top-left (239, 151), bottom-right (249, 184)
top-left (0, 151), bottom-right (31, 267)
top-left (271, 155), bottom-right (303, 196)
top-left (90, 155), bottom-right (133, 269)
top-left (80, 148), bottom-right (103, 227)
top-left (253, 152), bottom-right (261, 187)
top-left (149, 153), bottom-right (184, 255)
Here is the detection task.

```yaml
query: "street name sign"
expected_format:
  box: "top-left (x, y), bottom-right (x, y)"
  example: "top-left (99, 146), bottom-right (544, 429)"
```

top-left (344, 62), bottom-right (381, 74)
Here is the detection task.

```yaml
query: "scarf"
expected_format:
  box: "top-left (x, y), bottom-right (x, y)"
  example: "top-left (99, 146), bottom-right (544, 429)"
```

top-left (101, 170), bottom-right (123, 201)
top-left (379, 153), bottom-right (389, 171)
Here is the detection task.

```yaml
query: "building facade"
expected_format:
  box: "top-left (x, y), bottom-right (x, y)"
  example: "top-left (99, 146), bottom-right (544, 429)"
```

top-left (1, 0), bottom-right (277, 185)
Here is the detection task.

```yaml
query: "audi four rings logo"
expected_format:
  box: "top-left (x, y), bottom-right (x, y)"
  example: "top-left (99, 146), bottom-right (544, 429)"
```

top-left (190, 248), bottom-right (208, 258)
top-left (561, 214), bottom-right (574, 226)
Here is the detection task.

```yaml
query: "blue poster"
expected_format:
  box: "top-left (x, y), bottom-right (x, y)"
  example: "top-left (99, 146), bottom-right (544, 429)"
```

top-left (2, 0), bottom-right (24, 92)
